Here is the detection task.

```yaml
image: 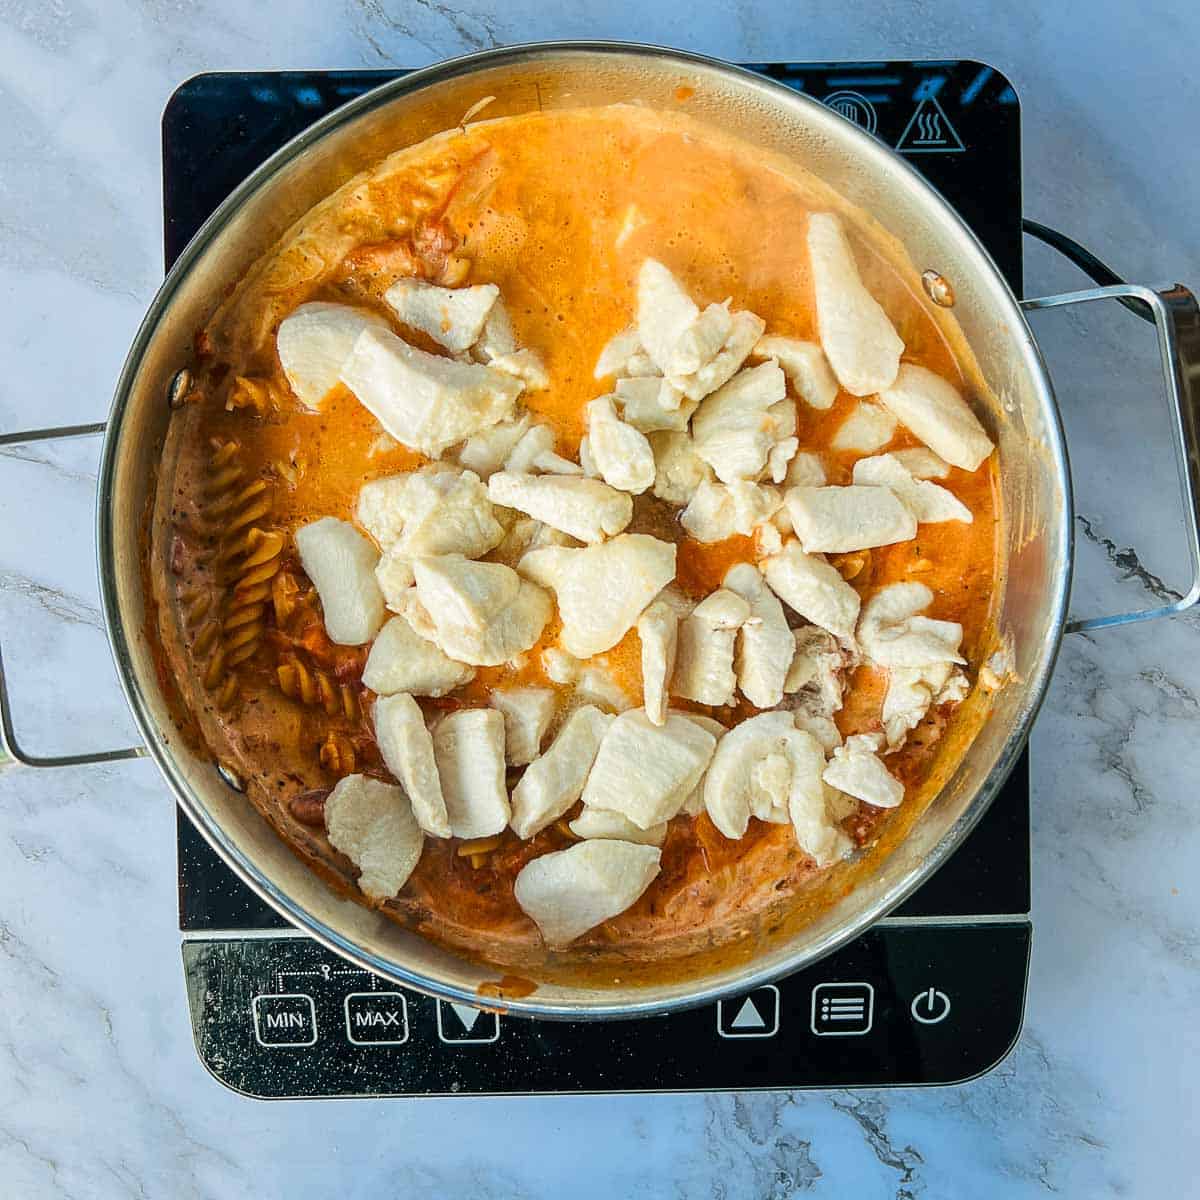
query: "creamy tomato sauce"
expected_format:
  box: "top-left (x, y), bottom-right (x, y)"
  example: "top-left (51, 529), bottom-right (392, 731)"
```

top-left (153, 105), bottom-right (999, 972)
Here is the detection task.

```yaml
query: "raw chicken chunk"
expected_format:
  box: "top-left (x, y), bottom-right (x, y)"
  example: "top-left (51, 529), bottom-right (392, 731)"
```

top-left (724, 562), bottom-right (794, 709)
top-left (513, 839), bottom-right (661, 947)
top-left (586, 396), bottom-right (656, 494)
top-left (373, 692), bottom-right (451, 837)
top-left (276, 302), bottom-right (390, 410)
top-left (673, 311), bottom-right (766, 402)
top-left (568, 807), bottom-right (668, 846)
top-left (878, 364), bottom-right (994, 472)
top-left (295, 517), bottom-right (385, 645)
top-left (671, 589), bottom-right (751, 706)
top-left (431, 708), bottom-right (511, 839)
top-left (411, 555), bottom-right (552, 666)
top-left (680, 478), bottom-right (782, 543)
top-left (356, 468), bottom-right (504, 560)
top-left (456, 414), bottom-right (532, 478)
top-left (509, 705), bottom-right (612, 839)
top-left (784, 625), bottom-right (845, 714)
top-left (831, 401), bottom-right (898, 453)
top-left (636, 259), bottom-right (702, 375)
top-left (375, 546), bottom-right (416, 609)
top-left (762, 541), bottom-right (861, 646)
top-left (650, 431), bottom-right (711, 505)
top-left (362, 614), bottom-right (475, 697)
top-left (324, 774), bottom-right (424, 902)
top-left (504, 422), bottom-right (582, 475)
top-left (518, 534), bottom-right (676, 658)
top-left (581, 709), bottom-right (718, 828)
top-left (340, 326), bottom-right (521, 457)
top-left (882, 662), bottom-right (969, 750)
top-left (784, 451), bottom-right (828, 488)
top-left (691, 361), bottom-right (789, 483)
top-left (383, 279), bottom-right (500, 353)
top-left (784, 485), bottom-right (917, 553)
top-left (487, 471), bottom-right (632, 544)
top-left (823, 732), bottom-right (904, 809)
top-left (637, 596), bottom-right (680, 725)
top-left (488, 348), bottom-right (550, 392)
top-left (615, 376), bottom-right (696, 432)
top-left (672, 712), bottom-right (727, 816)
top-left (490, 687), bottom-right (556, 766)
top-left (594, 325), bottom-right (643, 379)
top-left (807, 212), bottom-right (904, 396)
top-left (471, 299), bottom-right (518, 362)
top-left (857, 582), bottom-right (965, 669)
top-left (892, 447), bottom-right (951, 479)
top-left (753, 334), bottom-right (839, 409)
top-left (852, 453), bottom-right (973, 523)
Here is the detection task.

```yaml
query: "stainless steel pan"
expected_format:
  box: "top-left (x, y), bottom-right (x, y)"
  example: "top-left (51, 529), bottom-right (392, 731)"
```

top-left (4, 43), bottom-right (1199, 1018)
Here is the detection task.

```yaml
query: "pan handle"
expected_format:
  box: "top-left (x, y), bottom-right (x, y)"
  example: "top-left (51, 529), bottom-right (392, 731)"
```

top-left (1021, 282), bottom-right (1200, 633)
top-left (0, 422), bottom-right (147, 768)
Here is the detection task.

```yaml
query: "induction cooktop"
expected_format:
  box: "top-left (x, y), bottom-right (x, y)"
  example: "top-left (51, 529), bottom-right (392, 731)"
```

top-left (166, 60), bottom-right (1030, 1098)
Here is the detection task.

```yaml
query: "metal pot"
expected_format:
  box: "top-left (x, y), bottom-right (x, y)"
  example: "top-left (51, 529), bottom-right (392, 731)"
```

top-left (3, 43), bottom-right (1199, 1019)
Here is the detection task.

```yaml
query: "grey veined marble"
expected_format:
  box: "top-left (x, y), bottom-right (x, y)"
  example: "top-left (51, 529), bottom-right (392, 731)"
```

top-left (1, 1), bottom-right (1197, 1196)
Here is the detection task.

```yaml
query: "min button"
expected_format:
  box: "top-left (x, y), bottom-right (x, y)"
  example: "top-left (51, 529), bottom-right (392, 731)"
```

top-left (252, 993), bottom-right (317, 1047)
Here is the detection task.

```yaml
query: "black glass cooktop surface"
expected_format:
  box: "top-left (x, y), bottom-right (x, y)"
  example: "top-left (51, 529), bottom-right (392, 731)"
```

top-left (167, 62), bottom-right (1029, 1097)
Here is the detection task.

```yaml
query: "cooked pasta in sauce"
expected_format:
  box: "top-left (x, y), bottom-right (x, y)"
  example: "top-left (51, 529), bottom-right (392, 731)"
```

top-left (150, 104), bottom-right (1000, 974)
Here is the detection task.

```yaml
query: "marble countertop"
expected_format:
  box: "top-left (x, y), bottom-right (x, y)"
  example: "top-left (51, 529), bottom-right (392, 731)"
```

top-left (2, 2), bottom-right (1197, 1195)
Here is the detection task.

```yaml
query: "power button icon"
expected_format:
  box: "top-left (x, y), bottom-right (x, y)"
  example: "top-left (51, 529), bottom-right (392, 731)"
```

top-left (910, 987), bottom-right (952, 1025)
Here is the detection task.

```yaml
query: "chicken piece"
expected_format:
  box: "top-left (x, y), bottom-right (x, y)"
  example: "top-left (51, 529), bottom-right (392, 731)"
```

top-left (635, 259), bottom-right (703, 375)
top-left (807, 212), bottom-right (904, 397)
top-left (784, 485), bottom-right (917, 553)
top-left (294, 517), bottom-right (385, 645)
top-left (650, 431), bottom-right (710, 505)
top-left (852, 453), bottom-right (973, 524)
top-left (519, 534), bottom-right (676, 658)
top-left (671, 589), bottom-right (751, 706)
top-left (578, 435), bottom-right (599, 478)
top-left (762, 540), bottom-right (860, 646)
top-left (858, 582), bottom-right (965, 668)
top-left (575, 661), bottom-right (635, 713)
top-left (892, 447), bottom-right (951, 479)
top-left (637, 597), bottom-right (680, 725)
top-left (487, 471), bottom-right (632, 544)
top-left (513, 839), bottom-right (661, 947)
top-left (356, 468), bottom-right (504, 561)
top-left (324, 774), bottom-right (424, 903)
top-left (882, 663), bottom-right (970, 750)
top-left (509, 705), bottom-right (612, 839)
top-left (456, 413), bottom-right (532, 479)
top-left (411, 555), bottom-right (552, 666)
top-left (375, 546), bottom-right (416, 610)
top-left (784, 625), bottom-right (845, 713)
top-left (703, 712), bottom-right (847, 861)
top-left (823, 732), bottom-right (905, 809)
top-left (767, 437), bottom-right (799, 484)
top-left (504, 422), bottom-right (582, 475)
top-left (581, 709), bottom-right (718, 829)
top-left (431, 708), bottom-right (511, 839)
top-left (673, 712), bottom-right (726, 816)
top-left (673, 301), bottom-right (735, 376)
top-left (471, 298), bottom-right (518, 362)
top-left (373, 693), bottom-right (451, 837)
top-left (488, 348), bottom-right (550, 392)
top-left (784, 451), bottom-right (827, 488)
top-left (615, 376), bottom-right (696, 433)
top-left (691, 361), bottom-right (789, 483)
top-left (594, 325), bottom-right (644, 379)
top-left (586, 395), bottom-right (656, 495)
top-left (568, 807), bottom-right (668, 846)
top-left (673, 311), bottom-right (766, 403)
top-left (383, 279), bottom-right (500, 354)
top-left (753, 334), bottom-right (839, 409)
top-left (878, 363), bottom-right (994, 472)
top-left (276, 302), bottom-right (390, 410)
top-left (489, 686), bottom-right (556, 766)
top-left (831, 401), bottom-right (898, 453)
top-left (724, 562), bottom-right (794, 709)
top-left (489, 516), bottom-right (577, 568)
top-left (340, 326), bottom-right (521, 457)
top-left (362, 614), bottom-right (475, 697)
top-left (680, 478), bottom-right (783, 543)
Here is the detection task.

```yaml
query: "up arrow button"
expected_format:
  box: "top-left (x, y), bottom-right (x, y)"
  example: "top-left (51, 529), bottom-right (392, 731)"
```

top-left (717, 986), bottom-right (780, 1039)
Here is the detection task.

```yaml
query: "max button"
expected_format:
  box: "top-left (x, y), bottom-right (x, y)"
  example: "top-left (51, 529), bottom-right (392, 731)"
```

top-left (344, 992), bottom-right (410, 1045)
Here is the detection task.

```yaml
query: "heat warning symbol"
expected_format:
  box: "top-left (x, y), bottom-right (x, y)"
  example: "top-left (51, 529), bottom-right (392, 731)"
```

top-left (896, 95), bottom-right (965, 154)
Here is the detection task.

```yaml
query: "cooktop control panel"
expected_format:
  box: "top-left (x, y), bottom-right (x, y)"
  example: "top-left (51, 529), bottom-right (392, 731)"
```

top-left (167, 62), bottom-right (1029, 1096)
top-left (184, 923), bottom-right (1028, 1097)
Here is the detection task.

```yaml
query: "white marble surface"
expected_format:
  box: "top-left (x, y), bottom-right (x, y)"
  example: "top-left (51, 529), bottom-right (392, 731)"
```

top-left (2, 1), bottom-right (1198, 1195)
